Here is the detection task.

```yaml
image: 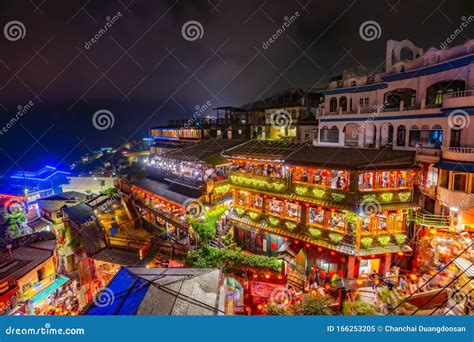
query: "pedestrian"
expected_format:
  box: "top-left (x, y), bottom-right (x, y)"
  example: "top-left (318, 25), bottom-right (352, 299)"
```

top-left (397, 276), bottom-right (408, 293)
top-left (369, 270), bottom-right (378, 290)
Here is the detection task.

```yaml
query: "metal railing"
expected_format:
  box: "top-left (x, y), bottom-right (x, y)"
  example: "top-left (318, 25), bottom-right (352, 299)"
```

top-left (414, 212), bottom-right (451, 228)
top-left (388, 242), bottom-right (474, 315)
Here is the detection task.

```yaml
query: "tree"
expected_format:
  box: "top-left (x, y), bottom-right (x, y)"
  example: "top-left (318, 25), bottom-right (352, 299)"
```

top-left (289, 294), bottom-right (333, 315)
top-left (4, 212), bottom-right (25, 240)
top-left (266, 294), bottom-right (333, 315)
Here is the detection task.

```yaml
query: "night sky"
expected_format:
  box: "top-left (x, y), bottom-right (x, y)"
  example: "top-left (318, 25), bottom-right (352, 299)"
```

top-left (0, 0), bottom-right (473, 175)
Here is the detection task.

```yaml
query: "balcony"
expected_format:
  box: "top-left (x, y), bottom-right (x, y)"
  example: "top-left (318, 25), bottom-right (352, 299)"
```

top-left (229, 171), bottom-right (287, 193)
top-left (442, 90), bottom-right (474, 109)
top-left (442, 146), bottom-right (474, 162)
top-left (415, 212), bottom-right (451, 228)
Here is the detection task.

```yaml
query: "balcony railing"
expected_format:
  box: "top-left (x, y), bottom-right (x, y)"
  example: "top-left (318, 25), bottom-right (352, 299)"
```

top-left (443, 90), bottom-right (474, 100)
top-left (443, 146), bottom-right (474, 154)
top-left (414, 212), bottom-right (451, 228)
top-left (229, 171), bottom-right (287, 193)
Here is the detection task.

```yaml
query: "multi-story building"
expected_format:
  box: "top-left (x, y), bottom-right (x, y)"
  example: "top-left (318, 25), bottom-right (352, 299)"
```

top-left (251, 88), bottom-right (323, 142)
top-left (316, 39), bottom-right (474, 240)
top-left (222, 140), bottom-right (418, 288)
top-left (149, 106), bottom-right (263, 155)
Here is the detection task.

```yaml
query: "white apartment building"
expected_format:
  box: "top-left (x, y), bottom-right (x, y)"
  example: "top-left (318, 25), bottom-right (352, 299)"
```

top-left (316, 39), bottom-right (474, 233)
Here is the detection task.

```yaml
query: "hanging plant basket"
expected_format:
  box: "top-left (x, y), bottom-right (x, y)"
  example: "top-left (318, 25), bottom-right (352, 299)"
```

top-left (329, 232), bottom-right (343, 244)
top-left (360, 237), bottom-right (374, 249)
top-left (309, 228), bottom-right (322, 239)
top-left (378, 235), bottom-right (391, 247)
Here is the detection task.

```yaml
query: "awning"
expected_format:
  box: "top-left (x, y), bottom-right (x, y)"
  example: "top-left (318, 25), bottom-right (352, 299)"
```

top-left (29, 275), bottom-right (69, 303)
top-left (453, 257), bottom-right (474, 278)
top-left (435, 160), bottom-right (474, 172)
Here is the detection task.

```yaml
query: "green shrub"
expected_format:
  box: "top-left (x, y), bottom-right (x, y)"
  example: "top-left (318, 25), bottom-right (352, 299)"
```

top-left (378, 235), bottom-right (391, 246)
top-left (360, 237), bottom-right (374, 249)
top-left (329, 232), bottom-right (343, 244)
top-left (394, 233), bottom-right (407, 244)
top-left (186, 245), bottom-right (282, 273)
top-left (309, 228), bottom-right (322, 239)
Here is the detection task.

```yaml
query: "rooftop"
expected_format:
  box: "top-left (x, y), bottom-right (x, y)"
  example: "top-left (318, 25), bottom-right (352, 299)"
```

top-left (10, 166), bottom-right (70, 181)
top-left (85, 267), bottom-right (224, 315)
top-left (222, 140), bottom-right (304, 161)
top-left (0, 232), bottom-right (56, 281)
top-left (286, 145), bottom-right (417, 170)
top-left (131, 178), bottom-right (200, 205)
top-left (161, 139), bottom-right (245, 165)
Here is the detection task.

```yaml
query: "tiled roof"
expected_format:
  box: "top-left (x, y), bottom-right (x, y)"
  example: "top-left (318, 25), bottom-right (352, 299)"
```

top-left (285, 145), bottom-right (416, 170)
top-left (162, 139), bottom-right (245, 165)
top-left (222, 140), bottom-right (304, 161)
top-left (85, 267), bottom-right (224, 316)
top-left (131, 178), bottom-right (200, 205)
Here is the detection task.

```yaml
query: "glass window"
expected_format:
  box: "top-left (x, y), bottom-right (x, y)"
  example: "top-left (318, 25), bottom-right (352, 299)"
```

top-left (331, 170), bottom-right (349, 189)
top-left (409, 129), bottom-right (443, 148)
top-left (309, 207), bottom-right (324, 225)
top-left (396, 125), bottom-right (406, 146)
top-left (252, 196), bottom-right (263, 209)
top-left (329, 97), bottom-right (338, 112)
top-left (328, 211), bottom-right (345, 230)
top-left (286, 203), bottom-right (301, 220)
top-left (269, 199), bottom-right (284, 215)
top-left (452, 173), bottom-right (467, 192)
top-left (320, 126), bottom-right (339, 143)
top-left (439, 170), bottom-right (449, 188)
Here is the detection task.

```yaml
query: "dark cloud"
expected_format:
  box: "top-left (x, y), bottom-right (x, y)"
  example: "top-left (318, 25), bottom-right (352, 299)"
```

top-left (0, 0), bottom-right (472, 173)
